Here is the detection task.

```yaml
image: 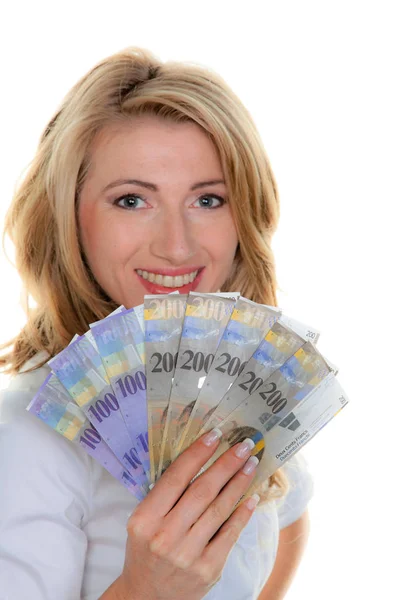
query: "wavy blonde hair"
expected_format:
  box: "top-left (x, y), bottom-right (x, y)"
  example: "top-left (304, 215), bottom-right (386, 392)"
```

top-left (1, 46), bottom-right (286, 502)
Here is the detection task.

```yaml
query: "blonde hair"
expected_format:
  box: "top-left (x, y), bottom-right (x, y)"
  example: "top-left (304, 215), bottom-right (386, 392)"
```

top-left (1, 46), bottom-right (286, 502)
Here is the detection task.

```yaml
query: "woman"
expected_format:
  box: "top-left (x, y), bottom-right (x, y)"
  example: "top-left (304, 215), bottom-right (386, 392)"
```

top-left (0, 46), bottom-right (312, 599)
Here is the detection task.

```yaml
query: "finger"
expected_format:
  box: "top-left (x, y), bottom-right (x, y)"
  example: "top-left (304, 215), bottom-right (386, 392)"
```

top-left (156, 438), bottom-right (257, 545)
top-left (139, 428), bottom-right (224, 519)
top-left (201, 492), bottom-right (261, 565)
top-left (170, 455), bottom-right (259, 566)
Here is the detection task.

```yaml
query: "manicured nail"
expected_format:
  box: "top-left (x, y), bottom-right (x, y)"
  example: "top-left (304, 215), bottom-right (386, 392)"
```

top-left (245, 493), bottom-right (260, 511)
top-left (242, 455), bottom-right (259, 475)
top-left (235, 438), bottom-right (255, 459)
top-left (202, 428), bottom-right (223, 446)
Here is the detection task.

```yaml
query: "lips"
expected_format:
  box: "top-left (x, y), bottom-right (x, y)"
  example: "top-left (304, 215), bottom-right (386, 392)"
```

top-left (135, 267), bottom-right (205, 294)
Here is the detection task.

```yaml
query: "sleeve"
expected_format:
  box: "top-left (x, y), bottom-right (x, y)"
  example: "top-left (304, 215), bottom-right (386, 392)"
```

top-left (0, 389), bottom-right (93, 600)
top-left (275, 452), bottom-right (314, 529)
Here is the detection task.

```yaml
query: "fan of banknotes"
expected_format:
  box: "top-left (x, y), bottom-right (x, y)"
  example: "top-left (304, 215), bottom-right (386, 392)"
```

top-left (27, 292), bottom-right (349, 504)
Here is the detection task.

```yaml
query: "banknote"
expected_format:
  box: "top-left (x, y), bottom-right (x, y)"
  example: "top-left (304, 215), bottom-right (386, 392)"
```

top-left (159, 292), bottom-right (237, 472)
top-left (48, 335), bottom-right (148, 489)
top-left (90, 306), bottom-right (145, 362)
top-left (90, 310), bottom-right (150, 480)
top-left (245, 373), bottom-right (348, 493)
top-left (31, 288), bottom-right (348, 505)
top-left (197, 320), bottom-right (310, 435)
top-left (80, 333), bottom-right (109, 380)
top-left (246, 341), bottom-right (335, 433)
top-left (204, 341), bottom-right (334, 467)
top-left (133, 303), bottom-right (145, 333)
top-left (27, 373), bottom-right (144, 501)
top-left (144, 293), bottom-right (188, 483)
top-left (197, 364), bottom-right (345, 500)
top-left (279, 314), bottom-right (320, 346)
top-left (125, 307), bottom-right (146, 363)
top-left (214, 292), bottom-right (241, 301)
top-left (177, 298), bottom-right (281, 453)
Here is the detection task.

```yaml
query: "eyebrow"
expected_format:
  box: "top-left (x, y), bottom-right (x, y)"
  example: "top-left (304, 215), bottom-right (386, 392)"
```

top-left (102, 178), bottom-right (226, 193)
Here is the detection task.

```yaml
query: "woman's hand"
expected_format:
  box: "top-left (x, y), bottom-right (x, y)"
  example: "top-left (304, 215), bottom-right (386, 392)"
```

top-left (118, 429), bottom-right (259, 600)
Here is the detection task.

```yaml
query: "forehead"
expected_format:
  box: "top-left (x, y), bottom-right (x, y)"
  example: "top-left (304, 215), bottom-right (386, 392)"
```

top-left (87, 114), bottom-right (223, 177)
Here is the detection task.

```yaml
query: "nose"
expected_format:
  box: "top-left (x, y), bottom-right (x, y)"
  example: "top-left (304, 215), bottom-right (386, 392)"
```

top-left (149, 205), bottom-right (197, 264)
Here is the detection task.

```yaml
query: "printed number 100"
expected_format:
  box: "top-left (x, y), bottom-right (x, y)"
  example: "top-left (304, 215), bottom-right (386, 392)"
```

top-left (88, 393), bottom-right (119, 423)
top-left (116, 372), bottom-right (146, 398)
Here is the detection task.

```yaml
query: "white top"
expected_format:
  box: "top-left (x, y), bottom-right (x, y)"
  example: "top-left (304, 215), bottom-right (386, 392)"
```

top-left (0, 356), bottom-right (313, 600)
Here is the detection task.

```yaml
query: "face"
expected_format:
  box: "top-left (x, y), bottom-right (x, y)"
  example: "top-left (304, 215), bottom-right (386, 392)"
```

top-left (78, 114), bottom-right (239, 308)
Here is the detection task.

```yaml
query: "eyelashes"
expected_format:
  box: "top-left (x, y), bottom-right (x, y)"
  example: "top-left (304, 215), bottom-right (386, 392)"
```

top-left (113, 193), bottom-right (226, 210)
top-left (114, 194), bottom-right (147, 209)
top-left (192, 194), bottom-right (226, 209)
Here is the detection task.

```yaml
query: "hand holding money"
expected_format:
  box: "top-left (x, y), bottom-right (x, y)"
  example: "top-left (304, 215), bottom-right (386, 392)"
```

top-left (113, 430), bottom-right (260, 600)
top-left (28, 292), bottom-right (349, 510)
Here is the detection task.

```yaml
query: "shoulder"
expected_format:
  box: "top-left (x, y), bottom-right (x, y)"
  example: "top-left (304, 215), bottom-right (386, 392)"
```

top-left (1, 351), bottom-right (52, 426)
top-left (0, 355), bottom-right (93, 511)
top-left (275, 452), bottom-right (314, 529)
top-left (0, 355), bottom-right (96, 598)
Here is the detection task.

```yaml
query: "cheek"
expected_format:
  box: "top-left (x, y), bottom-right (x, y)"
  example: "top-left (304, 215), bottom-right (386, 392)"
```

top-left (79, 205), bottom-right (124, 263)
top-left (210, 222), bottom-right (238, 273)
top-left (78, 205), bottom-right (121, 280)
top-left (78, 201), bottom-right (94, 246)
top-left (220, 221), bottom-right (239, 260)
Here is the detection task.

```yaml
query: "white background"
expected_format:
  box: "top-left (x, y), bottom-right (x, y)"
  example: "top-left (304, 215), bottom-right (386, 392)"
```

top-left (0, 1), bottom-right (398, 597)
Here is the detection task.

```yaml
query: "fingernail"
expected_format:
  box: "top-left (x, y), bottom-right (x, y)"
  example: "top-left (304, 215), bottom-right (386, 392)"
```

top-left (202, 428), bottom-right (223, 446)
top-left (235, 437), bottom-right (255, 458)
top-left (242, 455), bottom-right (259, 475)
top-left (245, 493), bottom-right (260, 511)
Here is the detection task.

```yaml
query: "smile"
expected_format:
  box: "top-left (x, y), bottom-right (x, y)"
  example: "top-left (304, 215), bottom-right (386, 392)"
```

top-left (136, 269), bottom-right (199, 289)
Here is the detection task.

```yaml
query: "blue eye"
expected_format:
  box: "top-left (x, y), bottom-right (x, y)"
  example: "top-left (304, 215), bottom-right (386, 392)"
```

top-left (114, 194), bottom-right (147, 209)
top-left (194, 195), bottom-right (225, 209)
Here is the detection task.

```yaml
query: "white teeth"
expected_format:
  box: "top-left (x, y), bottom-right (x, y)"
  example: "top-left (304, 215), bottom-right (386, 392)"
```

top-left (137, 269), bottom-right (199, 288)
top-left (163, 276), bottom-right (174, 287)
top-left (174, 276), bottom-right (183, 287)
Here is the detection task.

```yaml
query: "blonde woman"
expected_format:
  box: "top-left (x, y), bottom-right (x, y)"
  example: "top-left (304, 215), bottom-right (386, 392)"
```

top-left (0, 47), bottom-right (312, 600)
